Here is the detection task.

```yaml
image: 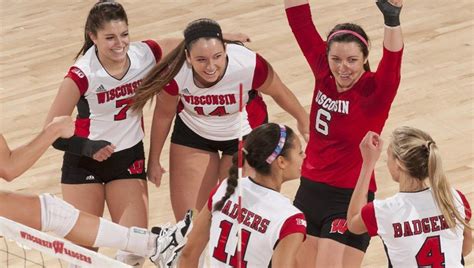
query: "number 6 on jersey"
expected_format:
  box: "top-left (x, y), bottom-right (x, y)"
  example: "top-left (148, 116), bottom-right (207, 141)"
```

top-left (315, 108), bottom-right (331, 135)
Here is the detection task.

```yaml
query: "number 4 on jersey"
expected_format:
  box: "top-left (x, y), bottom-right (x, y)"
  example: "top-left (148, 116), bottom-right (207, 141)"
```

top-left (415, 236), bottom-right (445, 268)
top-left (194, 106), bottom-right (228, 116)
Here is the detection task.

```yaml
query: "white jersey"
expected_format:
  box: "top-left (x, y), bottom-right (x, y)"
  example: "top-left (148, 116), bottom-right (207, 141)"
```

top-left (207, 177), bottom-right (306, 268)
top-left (66, 40), bottom-right (162, 151)
top-left (361, 188), bottom-right (471, 268)
top-left (164, 44), bottom-right (268, 141)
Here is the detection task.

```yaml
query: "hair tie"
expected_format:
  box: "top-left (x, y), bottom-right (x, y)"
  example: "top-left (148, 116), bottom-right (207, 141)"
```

top-left (265, 125), bottom-right (287, 164)
top-left (327, 30), bottom-right (368, 47)
top-left (426, 141), bottom-right (434, 150)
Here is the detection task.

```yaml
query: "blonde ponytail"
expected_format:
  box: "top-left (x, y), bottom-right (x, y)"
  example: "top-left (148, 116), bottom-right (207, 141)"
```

top-left (427, 143), bottom-right (470, 229)
top-left (391, 126), bottom-right (471, 230)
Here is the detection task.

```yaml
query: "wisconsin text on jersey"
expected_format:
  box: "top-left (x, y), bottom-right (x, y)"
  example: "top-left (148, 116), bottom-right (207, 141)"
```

top-left (97, 79), bottom-right (142, 104)
top-left (316, 90), bottom-right (349, 114)
top-left (182, 94), bottom-right (237, 106)
top-left (392, 214), bottom-right (450, 238)
top-left (221, 200), bottom-right (270, 233)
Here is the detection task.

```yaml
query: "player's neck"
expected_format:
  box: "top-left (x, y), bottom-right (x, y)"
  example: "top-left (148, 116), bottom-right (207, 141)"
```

top-left (99, 55), bottom-right (130, 80)
top-left (253, 174), bottom-right (281, 192)
top-left (398, 175), bottom-right (427, 192)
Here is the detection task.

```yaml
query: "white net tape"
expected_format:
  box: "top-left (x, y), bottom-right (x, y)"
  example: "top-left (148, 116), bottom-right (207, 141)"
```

top-left (0, 217), bottom-right (131, 267)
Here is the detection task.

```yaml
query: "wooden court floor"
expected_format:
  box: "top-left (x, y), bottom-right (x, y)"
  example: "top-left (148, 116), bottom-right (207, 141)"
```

top-left (0, 0), bottom-right (472, 267)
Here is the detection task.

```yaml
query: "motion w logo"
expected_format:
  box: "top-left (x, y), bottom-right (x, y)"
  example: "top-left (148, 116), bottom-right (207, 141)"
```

top-left (128, 159), bottom-right (144, 175)
top-left (330, 218), bottom-right (348, 234)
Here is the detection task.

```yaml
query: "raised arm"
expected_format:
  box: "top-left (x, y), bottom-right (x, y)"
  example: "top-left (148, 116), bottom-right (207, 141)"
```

top-left (371, 0), bottom-right (404, 108)
top-left (284, 0), bottom-right (327, 77)
top-left (377, 0), bottom-right (404, 52)
top-left (0, 116), bottom-right (74, 181)
top-left (284, 0), bottom-right (308, 8)
top-left (347, 131), bottom-right (383, 234)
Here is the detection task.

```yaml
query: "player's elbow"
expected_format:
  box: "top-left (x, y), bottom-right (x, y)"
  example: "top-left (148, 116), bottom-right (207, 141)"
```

top-left (0, 168), bottom-right (17, 182)
top-left (347, 222), bottom-right (356, 234)
top-left (463, 240), bottom-right (472, 257)
top-left (462, 227), bottom-right (473, 257)
top-left (178, 245), bottom-right (199, 268)
top-left (347, 218), bottom-right (364, 235)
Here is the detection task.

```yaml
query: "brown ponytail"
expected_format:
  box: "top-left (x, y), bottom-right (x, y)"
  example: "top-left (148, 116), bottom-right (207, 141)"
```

top-left (131, 41), bottom-right (186, 111)
top-left (214, 153), bottom-right (241, 211)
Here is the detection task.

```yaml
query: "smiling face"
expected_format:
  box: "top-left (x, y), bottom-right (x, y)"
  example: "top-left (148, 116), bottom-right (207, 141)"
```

top-left (328, 41), bottom-right (367, 92)
top-left (185, 38), bottom-right (227, 87)
top-left (89, 19), bottom-right (129, 64)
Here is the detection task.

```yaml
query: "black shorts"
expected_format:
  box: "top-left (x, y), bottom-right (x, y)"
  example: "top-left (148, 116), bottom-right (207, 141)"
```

top-left (61, 141), bottom-right (146, 184)
top-left (293, 177), bottom-right (375, 252)
top-left (171, 116), bottom-right (246, 156)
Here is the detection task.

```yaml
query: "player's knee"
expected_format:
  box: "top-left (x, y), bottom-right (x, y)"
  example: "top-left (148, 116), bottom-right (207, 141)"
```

top-left (39, 193), bottom-right (79, 237)
top-left (0, 192), bottom-right (18, 215)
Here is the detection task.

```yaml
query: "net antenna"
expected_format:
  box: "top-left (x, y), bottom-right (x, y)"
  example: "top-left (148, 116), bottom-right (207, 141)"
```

top-left (236, 83), bottom-right (244, 268)
top-left (0, 217), bottom-right (131, 267)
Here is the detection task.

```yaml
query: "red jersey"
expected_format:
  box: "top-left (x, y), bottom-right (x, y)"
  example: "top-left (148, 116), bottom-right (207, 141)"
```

top-left (286, 4), bottom-right (403, 191)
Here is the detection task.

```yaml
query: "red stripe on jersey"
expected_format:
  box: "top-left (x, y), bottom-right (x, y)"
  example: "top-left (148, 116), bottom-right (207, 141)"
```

top-left (246, 94), bottom-right (267, 129)
top-left (66, 66), bottom-right (89, 95)
top-left (278, 213), bottom-right (307, 241)
top-left (456, 190), bottom-right (471, 222)
top-left (252, 54), bottom-right (268, 90)
top-left (177, 99), bottom-right (184, 114)
top-left (75, 118), bottom-right (90, 138)
top-left (164, 79), bottom-right (179, 96)
top-left (208, 180), bottom-right (224, 211)
top-left (361, 202), bottom-right (378, 237)
top-left (142, 40), bottom-right (162, 63)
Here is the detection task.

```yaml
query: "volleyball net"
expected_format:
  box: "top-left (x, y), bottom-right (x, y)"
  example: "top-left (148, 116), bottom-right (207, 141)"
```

top-left (0, 217), bottom-right (130, 267)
